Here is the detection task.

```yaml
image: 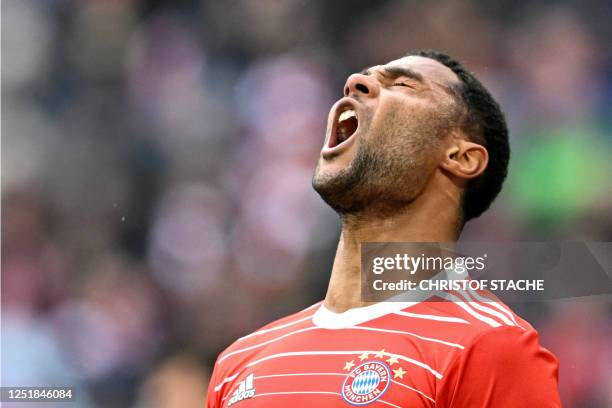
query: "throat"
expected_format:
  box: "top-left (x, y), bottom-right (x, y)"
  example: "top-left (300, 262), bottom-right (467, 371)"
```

top-left (323, 204), bottom-right (461, 312)
top-left (324, 234), bottom-right (369, 313)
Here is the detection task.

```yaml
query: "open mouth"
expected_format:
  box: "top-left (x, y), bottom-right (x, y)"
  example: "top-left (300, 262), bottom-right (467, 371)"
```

top-left (329, 106), bottom-right (359, 148)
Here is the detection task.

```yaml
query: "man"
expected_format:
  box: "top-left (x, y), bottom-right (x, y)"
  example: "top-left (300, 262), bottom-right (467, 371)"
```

top-left (206, 50), bottom-right (561, 407)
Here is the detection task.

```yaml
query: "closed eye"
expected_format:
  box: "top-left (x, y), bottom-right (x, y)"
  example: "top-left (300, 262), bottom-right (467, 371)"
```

top-left (392, 82), bottom-right (415, 89)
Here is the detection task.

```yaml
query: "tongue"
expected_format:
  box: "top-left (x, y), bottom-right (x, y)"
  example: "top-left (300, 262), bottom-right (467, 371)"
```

top-left (337, 117), bottom-right (358, 144)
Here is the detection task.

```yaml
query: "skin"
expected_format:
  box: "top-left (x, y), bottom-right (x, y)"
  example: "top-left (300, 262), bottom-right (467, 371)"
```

top-left (312, 56), bottom-right (489, 312)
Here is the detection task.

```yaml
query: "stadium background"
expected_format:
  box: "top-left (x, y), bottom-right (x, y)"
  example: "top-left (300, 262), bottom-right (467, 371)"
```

top-left (2, 0), bottom-right (611, 407)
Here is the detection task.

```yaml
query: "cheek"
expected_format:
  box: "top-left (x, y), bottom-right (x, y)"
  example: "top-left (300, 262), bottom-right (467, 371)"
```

top-left (378, 116), bottom-right (444, 171)
top-left (369, 97), bottom-right (421, 134)
top-left (380, 98), bottom-right (447, 144)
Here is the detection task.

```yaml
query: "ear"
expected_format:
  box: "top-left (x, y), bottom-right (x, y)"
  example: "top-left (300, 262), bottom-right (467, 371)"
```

top-left (440, 138), bottom-right (488, 182)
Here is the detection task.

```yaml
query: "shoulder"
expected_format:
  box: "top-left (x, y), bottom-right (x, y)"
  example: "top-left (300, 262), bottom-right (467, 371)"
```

top-left (436, 325), bottom-right (561, 406)
top-left (400, 288), bottom-right (559, 368)
top-left (207, 301), bottom-right (322, 401)
top-left (351, 288), bottom-right (532, 350)
top-left (408, 289), bottom-right (533, 342)
top-left (461, 324), bottom-right (556, 363)
top-left (426, 293), bottom-right (561, 406)
top-left (215, 300), bottom-right (321, 365)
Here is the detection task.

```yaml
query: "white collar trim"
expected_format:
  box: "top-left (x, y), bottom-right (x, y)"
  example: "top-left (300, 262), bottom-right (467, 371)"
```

top-left (312, 300), bottom-right (417, 329)
top-left (311, 268), bottom-right (468, 329)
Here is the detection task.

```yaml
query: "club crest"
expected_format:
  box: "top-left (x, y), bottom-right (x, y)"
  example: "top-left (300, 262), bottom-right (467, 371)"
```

top-left (341, 361), bottom-right (391, 405)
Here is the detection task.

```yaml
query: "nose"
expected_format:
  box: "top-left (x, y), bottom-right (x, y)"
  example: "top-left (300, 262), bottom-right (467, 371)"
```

top-left (344, 73), bottom-right (379, 98)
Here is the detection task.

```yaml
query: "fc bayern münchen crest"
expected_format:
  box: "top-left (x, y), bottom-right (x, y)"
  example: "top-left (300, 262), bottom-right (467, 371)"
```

top-left (341, 361), bottom-right (391, 405)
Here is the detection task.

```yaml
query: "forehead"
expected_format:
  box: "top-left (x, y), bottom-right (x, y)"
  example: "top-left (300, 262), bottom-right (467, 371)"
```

top-left (374, 56), bottom-right (459, 86)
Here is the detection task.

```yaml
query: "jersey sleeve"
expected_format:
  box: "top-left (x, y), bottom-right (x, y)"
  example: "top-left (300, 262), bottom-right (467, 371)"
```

top-left (436, 326), bottom-right (561, 407)
top-left (205, 360), bottom-right (221, 408)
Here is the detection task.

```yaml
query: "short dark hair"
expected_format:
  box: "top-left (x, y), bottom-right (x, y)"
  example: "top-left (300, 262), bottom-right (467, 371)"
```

top-left (407, 49), bottom-right (510, 222)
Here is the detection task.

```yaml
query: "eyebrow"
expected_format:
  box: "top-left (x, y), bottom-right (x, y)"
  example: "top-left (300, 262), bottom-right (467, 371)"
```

top-left (360, 66), bottom-right (425, 83)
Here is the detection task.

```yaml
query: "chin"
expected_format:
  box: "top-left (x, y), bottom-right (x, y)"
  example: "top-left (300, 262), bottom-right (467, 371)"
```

top-left (311, 166), bottom-right (335, 194)
top-left (313, 154), bottom-right (354, 186)
top-left (313, 161), bottom-right (344, 182)
top-left (312, 163), bottom-right (360, 213)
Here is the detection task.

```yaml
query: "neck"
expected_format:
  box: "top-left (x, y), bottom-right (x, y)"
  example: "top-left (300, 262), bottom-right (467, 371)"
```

top-left (323, 191), bottom-right (461, 313)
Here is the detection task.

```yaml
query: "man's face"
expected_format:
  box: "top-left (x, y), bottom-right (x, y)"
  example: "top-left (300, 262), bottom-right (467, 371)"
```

top-left (312, 56), bottom-right (462, 215)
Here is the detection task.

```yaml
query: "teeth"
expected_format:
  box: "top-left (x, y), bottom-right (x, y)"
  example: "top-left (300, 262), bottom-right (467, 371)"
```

top-left (338, 109), bottom-right (356, 122)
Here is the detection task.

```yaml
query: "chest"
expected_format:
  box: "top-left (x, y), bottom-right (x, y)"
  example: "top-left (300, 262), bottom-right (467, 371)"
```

top-left (216, 328), bottom-right (448, 408)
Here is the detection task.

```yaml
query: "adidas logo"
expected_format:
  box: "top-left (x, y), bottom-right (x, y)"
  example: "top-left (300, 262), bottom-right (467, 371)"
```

top-left (228, 373), bottom-right (256, 406)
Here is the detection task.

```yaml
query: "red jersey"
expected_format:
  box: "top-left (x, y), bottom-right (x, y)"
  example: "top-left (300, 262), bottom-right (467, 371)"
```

top-left (206, 289), bottom-right (561, 407)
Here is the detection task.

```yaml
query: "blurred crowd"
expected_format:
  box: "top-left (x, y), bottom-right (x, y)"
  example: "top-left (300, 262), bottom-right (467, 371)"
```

top-left (2, 0), bottom-right (612, 407)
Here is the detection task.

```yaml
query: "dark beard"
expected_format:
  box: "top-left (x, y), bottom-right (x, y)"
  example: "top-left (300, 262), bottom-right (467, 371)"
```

top-left (312, 140), bottom-right (418, 218)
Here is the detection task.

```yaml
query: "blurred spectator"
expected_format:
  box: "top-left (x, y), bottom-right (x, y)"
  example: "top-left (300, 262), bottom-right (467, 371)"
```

top-left (2, 1), bottom-right (611, 407)
top-left (540, 303), bottom-right (612, 407)
top-left (134, 353), bottom-right (210, 408)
